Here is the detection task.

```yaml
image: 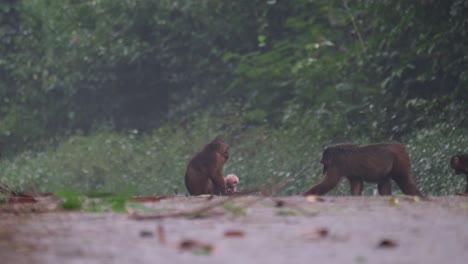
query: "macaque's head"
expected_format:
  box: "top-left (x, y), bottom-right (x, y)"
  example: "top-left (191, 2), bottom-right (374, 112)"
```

top-left (225, 174), bottom-right (239, 193)
top-left (451, 155), bottom-right (461, 174)
top-left (320, 148), bottom-right (333, 173)
top-left (320, 148), bottom-right (332, 166)
top-left (208, 138), bottom-right (229, 161)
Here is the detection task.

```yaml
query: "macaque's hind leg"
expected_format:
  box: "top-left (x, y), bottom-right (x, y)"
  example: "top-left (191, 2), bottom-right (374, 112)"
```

top-left (393, 175), bottom-right (423, 196)
top-left (377, 178), bottom-right (392, 195)
top-left (349, 178), bottom-right (363, 195)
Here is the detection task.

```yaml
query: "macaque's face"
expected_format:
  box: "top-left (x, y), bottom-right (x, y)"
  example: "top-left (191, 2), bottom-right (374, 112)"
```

top-left (211, 140), bottom-right (229, 161)
top-left (319, 147), bottom-right (334, 174)
top-left (219, 144), bottom-right (229, 161)
top-left (451, 156), bottom-right (460, 173)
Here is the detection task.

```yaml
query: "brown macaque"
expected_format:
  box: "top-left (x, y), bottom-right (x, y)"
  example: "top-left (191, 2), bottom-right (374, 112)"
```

top-left (184, 138), bottom-right (229, 195)
top-left (225, 174), bottom-right (239, 194)
top-left (303, 143), bottom-right (424, 196)
top-left (450, 153), bottom-right (468, 194)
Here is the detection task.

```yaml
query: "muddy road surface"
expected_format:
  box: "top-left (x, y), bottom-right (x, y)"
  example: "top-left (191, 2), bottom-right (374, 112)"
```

top-left (1, 196), bottom-right (467, 264)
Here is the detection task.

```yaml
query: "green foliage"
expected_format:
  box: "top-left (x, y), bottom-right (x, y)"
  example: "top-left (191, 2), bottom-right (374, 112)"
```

top-left (222, 201), bottom-right (246, 217)
top-left (1, 0), bottom-right (467, 196)
top-left (230, 0), bottom-right (468, 139)
top-left (55, 189), bottom-right (132, 212)
top-left (85, 192), bottom-right (132, 213)
top-left (276, 209), bottom-right (302, 216)
top-left (56, 189), bottom-right (83, 210)
top-left (347, 0), bottom-right (468, 138)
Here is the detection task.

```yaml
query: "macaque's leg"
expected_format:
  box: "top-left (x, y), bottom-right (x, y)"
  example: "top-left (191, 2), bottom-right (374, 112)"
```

top-left (210, 170), bottom-right (227, 195)
top-left (349, 178), bottom-right (363, 195)
top-left (393, 176), bottom-right (423, 196)
top-left (377, 179), bottom-right (392, 195)
top-left (465, 175), bottom-right (468, 194)
top-left (304, 170), bottom-right (341, 196)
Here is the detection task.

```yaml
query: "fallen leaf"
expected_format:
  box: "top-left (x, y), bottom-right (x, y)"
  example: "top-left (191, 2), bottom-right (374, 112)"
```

top-left (197, 194), bottom-right (213, 199)
top-left (224, 230), bottom-right (245, 237)
top-left (398, 195), bottom-right (421, 202)
top-left (275, 200), bottom-right (285, 207)
top-left (179, 239), bottom-right (215, 255)
top-left (129, 196), bottom-right (165, 202)
top-left (389, 197), bottom-right (399, 206)
top-left (302, 228), bottom-right (329, 240)
top-left (355, 255), bottom-right (367, 263)
top-left (139, 230), bottom-right (153, 238)
top-left (277, 209), bottom-right (301, 216)
top-left (15, 241), bottom-right (38, 252)
top-left (157, 225), bottom-right (166, 244)
top-left (188, 210), bottom-right (225, 219)
top-left (377, 239), bottom-right (398, 248)
top-left (305, 195), bottom-right (325, 202)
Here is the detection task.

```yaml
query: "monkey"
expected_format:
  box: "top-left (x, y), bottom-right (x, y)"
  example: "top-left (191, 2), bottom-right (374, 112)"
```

top-left (303, 142), bottom-right (424, 196)
top-left (184, 138), bottom-right (229, 195)
top-left (450, 153), bottom-right (468, 194)
top-left (225, 174), bottom-right (239, 194)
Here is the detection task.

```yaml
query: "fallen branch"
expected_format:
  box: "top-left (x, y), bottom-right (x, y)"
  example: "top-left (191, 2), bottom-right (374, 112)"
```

top-left (128, 195), bottom-right (240, 220)
top-left (129, 195), bottom-right (174, 203)
top-left (0, 183), bottom-right (35, 198)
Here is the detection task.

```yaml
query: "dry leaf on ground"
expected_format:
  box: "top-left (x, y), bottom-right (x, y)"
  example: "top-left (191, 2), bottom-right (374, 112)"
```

top-left (179, 239), bottom-right (216, 255)
top-left (224, 230), bottom-right (245, 237)
top-left (377, 239), bottom-right (398, 248)
top-left (301, 228), bottom-right (329, 240)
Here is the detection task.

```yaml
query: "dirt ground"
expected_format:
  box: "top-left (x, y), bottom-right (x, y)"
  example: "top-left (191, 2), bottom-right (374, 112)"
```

top-left (1, 195), bottom-right (468, 264)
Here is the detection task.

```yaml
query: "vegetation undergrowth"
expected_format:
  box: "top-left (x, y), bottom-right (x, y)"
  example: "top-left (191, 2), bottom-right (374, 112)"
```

top-left (0, 109), bottom-right (466, 196)
top-left (55, 189), bottom-right (133, 212)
